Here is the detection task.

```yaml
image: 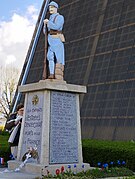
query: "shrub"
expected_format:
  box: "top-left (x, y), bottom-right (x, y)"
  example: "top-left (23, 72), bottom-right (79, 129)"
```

top-left (0, 130), bottom-right (9, 136)
top-left (82, 139), bottom-right (135, 171)
top-left (0, 134), bottom-right (11, 164)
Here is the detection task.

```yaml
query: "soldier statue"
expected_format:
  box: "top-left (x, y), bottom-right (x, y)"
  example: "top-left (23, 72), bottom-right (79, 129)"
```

top-left (43, 1), bottom-right (65, 80)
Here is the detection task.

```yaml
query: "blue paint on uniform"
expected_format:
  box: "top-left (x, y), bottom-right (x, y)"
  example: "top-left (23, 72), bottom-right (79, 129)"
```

top-left (47, 12), bottom-right (65, 74)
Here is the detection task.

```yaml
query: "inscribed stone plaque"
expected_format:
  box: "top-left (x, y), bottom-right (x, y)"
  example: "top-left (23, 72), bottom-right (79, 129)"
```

top-left (49, 91), bottom-right (78, 164)
top-left (20, 92), bottom-right (43, 161)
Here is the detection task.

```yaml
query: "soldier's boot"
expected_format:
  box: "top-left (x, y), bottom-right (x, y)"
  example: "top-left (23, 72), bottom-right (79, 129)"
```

top-left (48, 74), bottom-right (55, 79)
top-left (55, 63), bottom-right (64, 80)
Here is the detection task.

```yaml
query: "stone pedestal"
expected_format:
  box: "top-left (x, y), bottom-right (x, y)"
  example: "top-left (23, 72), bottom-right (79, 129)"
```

top-left (8, 80), bottom-right (90, 176)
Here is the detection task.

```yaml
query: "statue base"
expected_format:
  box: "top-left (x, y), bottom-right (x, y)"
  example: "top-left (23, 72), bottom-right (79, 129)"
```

top-left (8, 79), bottom-right (90, 175)
top-left (8, 160), bottom-right (90, 176)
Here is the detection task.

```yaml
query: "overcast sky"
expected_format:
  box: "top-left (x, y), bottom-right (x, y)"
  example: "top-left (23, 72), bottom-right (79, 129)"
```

top-left (0, 0), bottom-right (43, 70)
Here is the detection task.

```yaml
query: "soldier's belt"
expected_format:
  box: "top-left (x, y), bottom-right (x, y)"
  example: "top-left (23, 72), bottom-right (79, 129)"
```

top-left (49, 30), bottom-right (62, 35)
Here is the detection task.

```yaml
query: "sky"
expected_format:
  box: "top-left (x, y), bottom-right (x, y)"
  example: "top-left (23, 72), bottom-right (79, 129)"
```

top-left (0, 0), bottom-right (43, 70)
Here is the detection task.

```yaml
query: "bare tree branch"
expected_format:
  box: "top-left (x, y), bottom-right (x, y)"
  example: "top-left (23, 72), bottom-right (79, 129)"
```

top-left (0, 67), bottom-right (19, 119)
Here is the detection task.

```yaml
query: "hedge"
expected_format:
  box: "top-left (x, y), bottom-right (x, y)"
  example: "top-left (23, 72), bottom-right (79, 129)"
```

top-left (1, 134), bottom-right (135, 171)
top-left (0, 133), bottom-right (11, 163)
top-left (82, 139), bottom-right (135, 171)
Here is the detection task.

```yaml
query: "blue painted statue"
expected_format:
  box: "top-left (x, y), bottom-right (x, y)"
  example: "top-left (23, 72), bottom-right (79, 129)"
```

top-left (44, 1), bottom-right (65, 80)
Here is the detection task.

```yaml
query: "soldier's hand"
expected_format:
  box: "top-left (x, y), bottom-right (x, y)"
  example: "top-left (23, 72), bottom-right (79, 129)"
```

top-left (44, 19), bottom-right (49, 25)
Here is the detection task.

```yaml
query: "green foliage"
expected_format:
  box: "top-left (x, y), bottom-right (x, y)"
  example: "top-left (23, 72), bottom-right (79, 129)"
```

top-left (1, 134), bottom-right (135, 177)
top-left (82, 139), bottom-right (135, 171)
top-left (0, 134), bottom-right (10, 164)
top-left (0, 134), bottom-right (9, 144)
top-left (82, 167), bottom-right (133, 178)
top-left (0, 130), bottom-right (9, 136)
top-left (41, 167), bottom-right (134, 178)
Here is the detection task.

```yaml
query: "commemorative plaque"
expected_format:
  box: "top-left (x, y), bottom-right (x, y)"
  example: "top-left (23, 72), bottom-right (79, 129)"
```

top-left (49, 91), bottom-right (78, 164)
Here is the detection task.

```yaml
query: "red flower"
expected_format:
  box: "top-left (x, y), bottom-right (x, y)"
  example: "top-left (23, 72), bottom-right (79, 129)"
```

top-left (61, 166), bottom-right (64, 173)
top-left (56, 169), bottom-right (60, 175)
top-left (101, 166), bottom-right (104, 170)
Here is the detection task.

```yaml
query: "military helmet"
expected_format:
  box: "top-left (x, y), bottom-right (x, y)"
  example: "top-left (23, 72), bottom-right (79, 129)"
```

top-left (48, 1), bottom-right (59, 9)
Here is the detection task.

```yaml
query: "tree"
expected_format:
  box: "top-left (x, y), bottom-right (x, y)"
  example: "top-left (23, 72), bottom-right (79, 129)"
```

top-left (0, 67), bottom-right (19, 119)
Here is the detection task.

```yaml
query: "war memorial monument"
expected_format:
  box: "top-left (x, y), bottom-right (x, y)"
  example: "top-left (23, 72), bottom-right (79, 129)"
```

top-left (8, 1), bottom-right (90, 176)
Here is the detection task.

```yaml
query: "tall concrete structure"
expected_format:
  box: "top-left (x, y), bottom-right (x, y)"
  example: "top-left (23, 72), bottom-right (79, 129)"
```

top-left (15, 0), bottom-right (135, 141)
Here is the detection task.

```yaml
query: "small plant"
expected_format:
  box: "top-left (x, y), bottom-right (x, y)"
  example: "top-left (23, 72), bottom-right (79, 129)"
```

top-left (41, 167), bottom-right (134, 179)
top-left (96, 160), bottom-right (126, 170)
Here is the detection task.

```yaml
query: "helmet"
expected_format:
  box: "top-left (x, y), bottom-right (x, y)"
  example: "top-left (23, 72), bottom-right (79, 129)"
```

top-left (48, 1), bottom-right (59, 9)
